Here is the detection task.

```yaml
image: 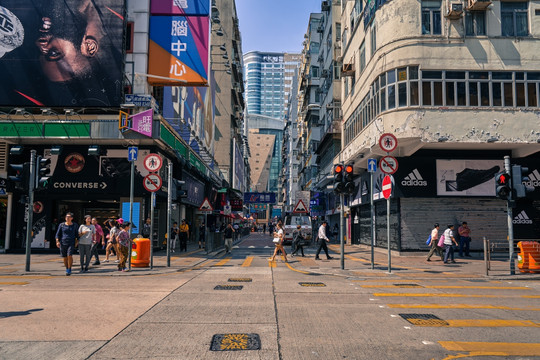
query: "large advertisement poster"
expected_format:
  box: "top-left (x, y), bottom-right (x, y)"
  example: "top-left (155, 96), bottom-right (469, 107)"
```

top-left (148, 16), bottom-right (209, 86)
top-left (151, 0), bottom-right (210, 16)
top-left (436, 159), bottom-right (503, 196)
top-left (0, 0), bottom-right (125, 107)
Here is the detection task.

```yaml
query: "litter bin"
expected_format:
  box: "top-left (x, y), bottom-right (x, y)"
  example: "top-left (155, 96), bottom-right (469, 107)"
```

top-left (132, 238), bottom-right (150, 268)
top-left (517, 241), bottom-right (540, 273)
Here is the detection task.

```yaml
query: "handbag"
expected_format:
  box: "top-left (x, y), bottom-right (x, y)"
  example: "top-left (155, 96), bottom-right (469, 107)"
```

top-left (437, 235), bottom-right (445, 248)
top-left (273, 238), bottom-right (280, 243)
top-left (426, 234), bottom-right (432, 245)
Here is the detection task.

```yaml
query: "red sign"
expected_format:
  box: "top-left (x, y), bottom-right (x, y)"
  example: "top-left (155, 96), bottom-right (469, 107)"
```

top-left (380, 156), bottom-right (398, 175)
top-left (379, 133), bottom-right (398, 153)
top-left (143, 174), bottom-right (162, 192)
top-left (144, 153), bottom-right (163, 172)
top-left (382, 175), bottom-right (392, 199)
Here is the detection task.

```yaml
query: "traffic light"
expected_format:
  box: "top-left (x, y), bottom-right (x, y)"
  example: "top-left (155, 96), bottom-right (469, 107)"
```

top-left (8, 162), bottom-right (31, 192)
top-left (173, 179), bottom-right (187, 200)
top-left (35, 156), bottom-right (51, 190)
top-left (344, 163), bottom-right (355, 194)
top-left (495, 171), bottom-right (511, 200)
top-left (333, 164), bottom-right (344, 193)
top-left (511, 165), bottom-right (534, 198)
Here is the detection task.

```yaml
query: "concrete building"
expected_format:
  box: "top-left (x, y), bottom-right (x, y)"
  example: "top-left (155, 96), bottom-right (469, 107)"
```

top-left (338, 0), bottom-right (540, 251)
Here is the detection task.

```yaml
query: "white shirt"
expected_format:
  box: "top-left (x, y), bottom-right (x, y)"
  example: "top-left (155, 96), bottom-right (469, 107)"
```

top-left (318, 225), bottom-right (328, 240)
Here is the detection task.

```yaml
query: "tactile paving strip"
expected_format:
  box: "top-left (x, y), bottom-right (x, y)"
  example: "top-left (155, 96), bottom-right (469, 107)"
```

top-left (228, 278), bottom-right (252, 282)
top-left (214, 285), bottom-right (243, 290)
top-left (399, 313), bottom-right (449, 326)
top-left (210, 333), bottom-right (261, 351)
top-left (299, 282), bottom-right (326, 287)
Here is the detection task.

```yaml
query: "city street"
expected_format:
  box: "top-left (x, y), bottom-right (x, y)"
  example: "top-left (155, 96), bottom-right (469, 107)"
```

top-left (1, 233), bottom-right (539, 359)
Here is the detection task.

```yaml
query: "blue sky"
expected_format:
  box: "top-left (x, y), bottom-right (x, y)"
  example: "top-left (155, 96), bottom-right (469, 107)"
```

top-left (235, 0), bottom-right (322, 54)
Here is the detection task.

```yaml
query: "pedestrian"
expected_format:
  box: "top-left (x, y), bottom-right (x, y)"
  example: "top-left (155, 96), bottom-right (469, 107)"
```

top-left (142, 217), bottom-right (151, 238)
top-left (179, 219), bottom-right (189, 252)
top-left (198, 221), bottom-right (206, 249)
top-left (333, 224), bottom-right (339, 240)
top-left (458, 221), bottom-right (472, 257)
top-left (117, 222), bottom-right (131, 271)
top-left (170, 221), bottom-right (179, 252)
top-left (315, 221), bottom-right (333, 260)
top-left (224, 223), bottom-right (234, 254)
top-left (104, 219), bottom-right (119, 262)
top-left (78, 215), bottom-right (95, 273)
top-left (55, 212), bottom-right (79, 276)
top-left (90, 217), bottom-right (104, 265)
top-left (291, 225), bottom-right (305, 257)
top-left (263, 223), bottom-right (266, 233)
top-left (269, 222), bottom-right (287, 262)
top-left (426, 223), bottom-right (444, 261)
top-left (443, 224), bottom-right (459, 264)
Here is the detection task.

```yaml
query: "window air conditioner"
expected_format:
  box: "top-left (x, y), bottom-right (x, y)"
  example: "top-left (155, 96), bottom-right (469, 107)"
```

top-left (467, 0), bottom-right (492, 11)
top-left (446, 1), bottom-right (463, 19)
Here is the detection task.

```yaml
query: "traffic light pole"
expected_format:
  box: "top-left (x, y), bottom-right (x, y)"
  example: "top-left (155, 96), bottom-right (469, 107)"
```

top-left (504, 156), bottom-right (515, 275)
top-left (340, 192), bottom-right (345, 270)
top-left (370, 172), bottom-right (375, 270)
top-left (167, 159), bottom-right (172, 267)
top-left (25, 150), bottom-right (36, 272)
top-left (127, 158), bottom-right (134, 271)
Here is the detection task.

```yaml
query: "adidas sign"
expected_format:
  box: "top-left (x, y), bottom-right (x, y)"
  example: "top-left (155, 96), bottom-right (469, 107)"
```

top-left (523, 169), bottom-right (540, 187)
top-left (401, 169), bottom-right (428, 186)
top-left (513, 210), bottom-right (533, 225)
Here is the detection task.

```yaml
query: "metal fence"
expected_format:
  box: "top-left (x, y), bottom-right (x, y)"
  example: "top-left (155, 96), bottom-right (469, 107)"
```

top-left (483, 237), bottom-right (540, 275)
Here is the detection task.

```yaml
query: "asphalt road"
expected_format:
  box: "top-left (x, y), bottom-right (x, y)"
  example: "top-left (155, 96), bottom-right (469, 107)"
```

top-left (1, 233), bottom-right (539, 359)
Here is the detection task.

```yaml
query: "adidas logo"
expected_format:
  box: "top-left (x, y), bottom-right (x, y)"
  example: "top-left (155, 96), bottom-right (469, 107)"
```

top-left (513, 210), bottom-right (533, 225)
top-left (524, 169), bottom-right (540, 187)
top-left (401, 169), bottom-right (428, 186)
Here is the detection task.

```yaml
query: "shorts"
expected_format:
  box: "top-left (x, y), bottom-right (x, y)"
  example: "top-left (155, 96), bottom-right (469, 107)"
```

top-left (59, 244), bottom-right (75, 257)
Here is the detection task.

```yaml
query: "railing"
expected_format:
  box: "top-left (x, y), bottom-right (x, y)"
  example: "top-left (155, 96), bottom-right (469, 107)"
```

top-left (483, 237), bottom-right (540, 275)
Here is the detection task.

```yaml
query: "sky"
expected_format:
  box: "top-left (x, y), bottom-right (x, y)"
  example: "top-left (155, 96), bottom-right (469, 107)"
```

top-left (235, 0), bottom-right (323, 54)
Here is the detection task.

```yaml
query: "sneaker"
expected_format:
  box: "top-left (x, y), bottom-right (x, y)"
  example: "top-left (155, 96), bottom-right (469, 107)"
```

top-left (451, 260), bottom-right (457, 263)
top-left (93, 261), bottom-right (100, 265)
top-left (114, 260), bottom-right (119, 263)
top-left (426, 259), bottom-right (431, 262)
top-left (66, 269), bottom-right (71, 276)
top-left (315, 257), bottom-right (320, 260)
top-left (103, 259), bottom-right (109, 263)
top-left (327, 257), bottom-right (333, 260)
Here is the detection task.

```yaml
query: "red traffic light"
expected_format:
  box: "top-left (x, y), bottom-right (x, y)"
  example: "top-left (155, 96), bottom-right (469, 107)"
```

top-left (345, 164), bottom-right (353, 174)
top-left (497, 173), bottom-right (509, 184)
top-left (334, 164), bottom-right (343, 174)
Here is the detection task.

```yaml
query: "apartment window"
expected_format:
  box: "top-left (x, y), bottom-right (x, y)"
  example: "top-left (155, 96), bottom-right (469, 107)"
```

top-left (465, 11), bottom-right (486, 36)
top-left (422, 0), bottom-right (442, 35)
top-left (501, 2), bottom-right (529, 36)
top-left (370, 23), bottom-right (377, 57)
top-left (359, 42), bottom-right (366, 73)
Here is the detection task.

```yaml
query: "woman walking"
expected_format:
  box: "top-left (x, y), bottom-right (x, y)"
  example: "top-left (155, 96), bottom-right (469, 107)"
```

top-left (104, 219), bottom-right (119, 262)
top-left (426, 223), bottom-right (443, 262)
top-left (443, 224), bottom-right (459, 264)
top-left (117, 222), bottom-right (131, 271)
top-left (78, 215), bottom-right (95, 273)
top-left (269, 222), bottom-right (287, 262)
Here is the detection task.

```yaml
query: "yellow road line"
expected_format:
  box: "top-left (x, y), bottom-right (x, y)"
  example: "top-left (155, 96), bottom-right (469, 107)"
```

top-left (0, 275), bottom-right (51, 279)
top-left (284, 260), bottom-right (311, 274)
top-left (241, 256), bottom-right (253, 267)
top-left (439, 341), bottom-right (540, 357)
top-left (214, 257), bottom-right (231, 266)
top-left (268, 259), bottom-right (276, 268)
top-left (362, 285), bottom-right (530, 290)
top-left (446, 319), bottom-right (539, 327)
top-left (387, 304), bottom-right (540, 311)
top-left (0, 281), bottom-right (29, 285)
top-left (375, 292), bottom-right (538, 299)
top-left (523, 295), bottom-right (540, 298)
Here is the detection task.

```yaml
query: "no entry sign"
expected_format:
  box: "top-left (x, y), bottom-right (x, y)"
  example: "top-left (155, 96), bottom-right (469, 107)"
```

top-left (382, 175), bottom-right (392, 199)
top-left (143, 174), bottom-right (162, 192)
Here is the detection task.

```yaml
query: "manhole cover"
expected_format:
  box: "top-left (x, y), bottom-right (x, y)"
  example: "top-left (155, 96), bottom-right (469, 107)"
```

top-left (394, 283), bottom-right (424, 288)
top-left (214, 285), bottom-right (243, 290)
top-left (299, 282), bottom-right (326, 287)
top-left (399, 313), bottom-right (449, 326)
top-left (210, 333), bottom-right (261, 351)
top-left (228, 278), bottom-right (252, 282)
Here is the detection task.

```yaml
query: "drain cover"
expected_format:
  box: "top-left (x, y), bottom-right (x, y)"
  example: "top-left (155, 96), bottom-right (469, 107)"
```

top-left (210, 333), bottom-right (261, 351)
top-left (228, 278), bottom-right (252, 282)
top-left (394, 283), bottom-right (423, 288)
top-left (399, 313), bottom-right (449, 326)
top-left (214, 285), bottom-right (243, 290)
top-left (299, 282), bottom-right (326, 287)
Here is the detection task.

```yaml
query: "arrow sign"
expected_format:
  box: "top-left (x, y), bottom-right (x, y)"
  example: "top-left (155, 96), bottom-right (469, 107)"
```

top-left (128, 147), bottom-right (138, 161)
top-left (380, 156), bottom-right (398, 175)
top-left (367, 158), bottom-right (377, 173)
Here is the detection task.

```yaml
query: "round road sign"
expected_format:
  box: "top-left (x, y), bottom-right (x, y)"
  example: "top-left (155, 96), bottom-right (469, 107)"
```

top-left (379, 133), bottom-right (398, 153)
top-left (143, 174), bottom-right (162, 192)
top-left (380, 156), bottom-right (398, 175)
top-left (144, 153), bottom-right (163, 172)
top-left (382, 175), bottom-right (392, 199)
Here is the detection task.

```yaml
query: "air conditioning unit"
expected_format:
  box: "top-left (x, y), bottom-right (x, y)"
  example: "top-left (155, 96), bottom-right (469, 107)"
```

top-left (467, 0), bottom-right (492, 11)
top-left (446, 1), bottom-right (463, 19)
top-left (341, 63), bottom-right (355, 77)
top-left (321, 1), bottom-right (330, 11)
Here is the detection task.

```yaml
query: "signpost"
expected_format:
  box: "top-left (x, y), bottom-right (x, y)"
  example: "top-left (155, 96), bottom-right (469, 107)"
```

top-left (382, 175), bottom-right (393, 273)
top-left (379, 133), bottom-right (398, 153)
top-left (143, 174), bottom-right (162, 192)
top-left (199, 198), bottom-right (213, 253)
top-left (380, 156), bottom-right (398, 175)
top-left (127, 147), bottom-right (138, 270)
top-left (144, 153), bottom-right (163, 172)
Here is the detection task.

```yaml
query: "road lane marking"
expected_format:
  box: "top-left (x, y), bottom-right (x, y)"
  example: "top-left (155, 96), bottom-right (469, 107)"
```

top-left (214, 257), bottom-right (231, 266)
top-left (0, 276), bottom-right (51, 279)
top-left (268, 259), bottom-right (276, 268)
top-left (362, 285), bottom-right (530, 290)
top-left (0, 281), bottom-right (29, 285)
top-left (445, 319), bottom-right (539, 327)
top-left (375, 293), bottom-right (500, 298)
top-left (439, 341), bottom-right (540, 357)
top-left (241, 256), bottom-right (253, 267)
top-left (387, 304), bottom-right (540, 311)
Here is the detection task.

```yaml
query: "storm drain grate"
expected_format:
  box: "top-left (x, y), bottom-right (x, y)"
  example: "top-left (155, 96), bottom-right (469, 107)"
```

top-left (399, 313), bottom-right (449, 327)
top-left (210, 333), bottom-right (261, 351)
top-left (299, 282), bottom-right (326, 287)
top-left (214, 285), bottom-right (243, 290)
top-left (228, 278), bottom-right (252, 282)
top-left (394, 283), bottom-right (424, 288)
top-left (423, 270), bottom-right (442, 274)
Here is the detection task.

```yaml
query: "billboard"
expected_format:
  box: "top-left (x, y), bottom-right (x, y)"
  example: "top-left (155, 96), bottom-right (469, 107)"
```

top-left (151, 0), bottom-right (210, 16)
top-left (0, 0), bottom-right (125, 107)
top-left (148, 16), bottom-right (209, 86)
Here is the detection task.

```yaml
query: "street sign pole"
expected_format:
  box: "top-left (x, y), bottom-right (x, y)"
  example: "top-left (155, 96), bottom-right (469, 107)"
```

top-left (370, 172), bottom-right (375, 270)
top-left (167, 159), bottom-right (172, 267)
top-left (150, 191), bottom-right (155, 269)
top-left (128, 159), bottom-right (134, 271)
top-left (387, 196), bottom-right (391, 273)
top-left (504, 155), bottom-right (515, 275)
top-left (25, 150), bottom-right (36, 272)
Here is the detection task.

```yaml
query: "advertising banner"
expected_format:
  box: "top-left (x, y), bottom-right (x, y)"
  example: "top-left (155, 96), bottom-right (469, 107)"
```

top-left (148, 16), bottom-right (209, 86)
top-left (151, 0), bottom-right (210, 16)
top-left (0, 0), bottom-right (125, 107)
top-left (436, 159), bottom-right (503, 196)
top-left (129, 109), bottom-right (153, 137)
top-left (244, 192), bottom-right (276, 204)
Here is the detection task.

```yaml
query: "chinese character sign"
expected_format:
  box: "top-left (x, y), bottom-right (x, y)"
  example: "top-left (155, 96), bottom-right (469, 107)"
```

top-left (148, 16), bottom-right (209, 86)
top-left (129, 109), bottom-right (153, 137)
top-left (151, 0), bottom-right (210, 16)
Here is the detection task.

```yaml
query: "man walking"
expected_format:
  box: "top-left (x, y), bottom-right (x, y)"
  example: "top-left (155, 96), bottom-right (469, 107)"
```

top-left (224, 223), bottom-right (235, 254)
top-left (55, 212), bottom-right (78, 276)
top-left (458, 221), bottom-right (472, 257)
top-left (315, 221), bottom-right (333, 260)
top-left (170, 221), bottom-right (179, 252)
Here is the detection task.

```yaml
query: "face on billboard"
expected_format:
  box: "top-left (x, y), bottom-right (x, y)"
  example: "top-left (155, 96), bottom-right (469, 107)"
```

top-left (151, 0), bottom-right (210, 16)
top-left (0, 0), bottom-right (125, 107)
